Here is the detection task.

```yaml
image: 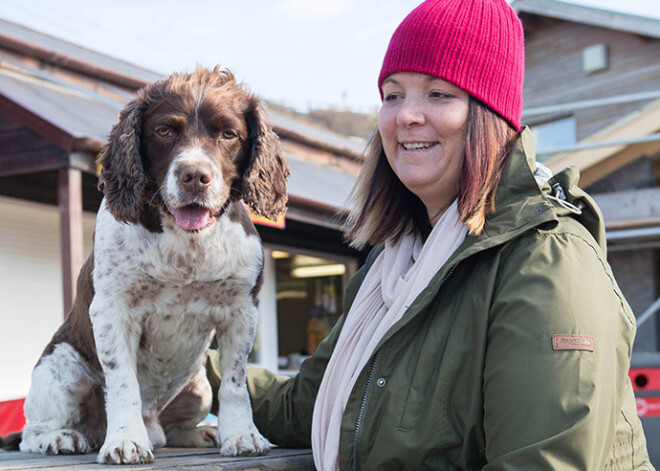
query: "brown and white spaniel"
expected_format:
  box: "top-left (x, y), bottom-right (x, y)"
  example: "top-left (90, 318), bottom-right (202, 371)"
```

top-left (17, 67), bottom-right (289, 464)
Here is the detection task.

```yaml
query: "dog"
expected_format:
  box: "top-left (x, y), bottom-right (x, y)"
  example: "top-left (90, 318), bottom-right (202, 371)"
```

top-left (16, 67), bottom-right (289, 464)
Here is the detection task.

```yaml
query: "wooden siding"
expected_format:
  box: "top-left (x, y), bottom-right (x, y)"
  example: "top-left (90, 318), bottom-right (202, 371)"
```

top-left (0, 110), bottom-right (64, 175)
top-left (522, 16), bottom-right (660, 140)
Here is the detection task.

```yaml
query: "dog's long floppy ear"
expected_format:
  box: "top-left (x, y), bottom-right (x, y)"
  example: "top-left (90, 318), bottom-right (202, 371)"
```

top-left (97, 99), bottom-right (146, 223)
top-left (242, 99), bottom-right (290, 220)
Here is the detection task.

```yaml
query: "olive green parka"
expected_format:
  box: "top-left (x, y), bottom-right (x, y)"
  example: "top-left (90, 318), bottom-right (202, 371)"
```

top-left (223, 129), bottom-right (655, 470)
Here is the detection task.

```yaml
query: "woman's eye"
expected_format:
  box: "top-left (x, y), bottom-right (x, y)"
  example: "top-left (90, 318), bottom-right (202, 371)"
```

top-left (221, 130), bottom-right (237, 140)
top-left (383, 92), bottom-right (401, 102)
top-left (155, 126), bottom-right (172, 137)
top-left (430, 91), bottom-right (451, 99)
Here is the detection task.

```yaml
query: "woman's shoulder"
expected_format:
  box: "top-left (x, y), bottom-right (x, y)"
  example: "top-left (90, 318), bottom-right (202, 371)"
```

top-left (493, 211), bottom-right (621, 302)
top-left (502, 209), bottom-right (605, 265)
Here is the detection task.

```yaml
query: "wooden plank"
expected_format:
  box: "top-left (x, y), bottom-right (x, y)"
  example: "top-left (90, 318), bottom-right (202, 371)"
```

top-left (0, 93), bottom-right (73, 151)
top-left (0, 127), bottom-right (53, 155)
top-left (0, 149), bottom-right (69, 177)
top-left (0, 149), bottom-right (96, 177)
top-left (579, 140), bottom-right (660, 187)
top-left (547, 100), bottom-right (660, 186)
top-left (0, 172), bottom-right (103, 212)
top-left (58, 167), bottom-right (84, 317)
top-left (0, 447), bottom-right (315, 470)
top-left (0, 110), bottom-right (23, 132)
top-left (605, 216), bottom-right (660, 231)
top-left (591, 187), bottom-right (660, 230)
top-left (68, 151), bottom-right (98, 175)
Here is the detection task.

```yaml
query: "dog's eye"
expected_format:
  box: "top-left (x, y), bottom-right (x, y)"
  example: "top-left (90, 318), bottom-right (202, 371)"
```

top-left (221, 130), bottom-right (237, 140)
top-left (155, 126), bottom-right (173, 137)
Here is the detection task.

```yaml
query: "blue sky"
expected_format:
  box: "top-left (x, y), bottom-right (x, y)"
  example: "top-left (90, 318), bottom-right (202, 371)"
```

top-left (1, 0), bottom-right (659, 112)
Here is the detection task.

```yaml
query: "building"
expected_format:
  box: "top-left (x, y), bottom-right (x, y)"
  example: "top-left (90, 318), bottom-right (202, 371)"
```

top-left (512, 0), bottom-right (660, 462)
top-left (0, 18), bottom-right (366, 419)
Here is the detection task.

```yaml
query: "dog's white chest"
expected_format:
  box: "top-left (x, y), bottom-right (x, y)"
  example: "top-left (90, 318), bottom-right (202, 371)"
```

top-left (93, 202), bottom-right (262, 307)
top-left (90, 202), bottom-right (263, 407)
top-left (136, 312), bottom-right (213, 404)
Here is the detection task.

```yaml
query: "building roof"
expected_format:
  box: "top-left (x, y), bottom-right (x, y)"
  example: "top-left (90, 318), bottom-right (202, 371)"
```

top-left (0, 64), bottom-right (122, 144)
top-left (0, 18), bottom-right (362, 219)
top-left (0, 18), bottom-right (364, 159)
top-left (0, 61), bottom-right (358, 215)
top-left (286, 153), bottom-right (355, 213)
top-left (0, 18), bottom-right (163, 85)
top-left (511, 0), bottom-right (660, 39)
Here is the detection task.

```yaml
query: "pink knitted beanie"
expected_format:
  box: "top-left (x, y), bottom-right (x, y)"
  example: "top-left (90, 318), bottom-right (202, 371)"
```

top-left (378, 0), bottom-right (525, 131)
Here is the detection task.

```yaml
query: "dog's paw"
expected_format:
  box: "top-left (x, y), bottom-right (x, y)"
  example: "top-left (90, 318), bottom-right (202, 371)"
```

top-left (20, 429), bottom-right (90, 455)
top-left (97, 438), bottom-right (154, 464)
top-left (219, 428), bottom-right (270, 456)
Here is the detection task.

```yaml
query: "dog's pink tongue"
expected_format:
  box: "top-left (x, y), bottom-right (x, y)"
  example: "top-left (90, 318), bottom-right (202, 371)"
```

top-left (171, 206), bottom-right (213, 231)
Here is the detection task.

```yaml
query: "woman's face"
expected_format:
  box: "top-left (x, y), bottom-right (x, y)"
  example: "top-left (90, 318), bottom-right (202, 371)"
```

top-left (378, 72), bottom-right (469, 223)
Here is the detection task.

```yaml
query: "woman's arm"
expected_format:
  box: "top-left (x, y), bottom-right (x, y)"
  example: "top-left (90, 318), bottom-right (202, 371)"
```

top-left (482, 226), bottom-right (646, 470)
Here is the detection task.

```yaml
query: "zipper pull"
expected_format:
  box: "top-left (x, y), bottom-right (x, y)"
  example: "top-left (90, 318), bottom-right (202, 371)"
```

top-left (547, 183), bottom-right (582, 215)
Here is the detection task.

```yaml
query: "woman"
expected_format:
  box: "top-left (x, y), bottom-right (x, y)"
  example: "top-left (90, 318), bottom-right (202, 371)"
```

top-left (210, 0), bottom-right (654, 469)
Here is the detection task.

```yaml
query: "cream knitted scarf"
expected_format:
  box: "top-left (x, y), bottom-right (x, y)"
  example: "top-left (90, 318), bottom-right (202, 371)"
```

top-left (311, 200), bottom-right (468, 470)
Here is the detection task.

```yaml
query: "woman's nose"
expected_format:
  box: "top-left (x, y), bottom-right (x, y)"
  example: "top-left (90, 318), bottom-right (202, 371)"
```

top-left (396, 97), bottom-right (425, 127)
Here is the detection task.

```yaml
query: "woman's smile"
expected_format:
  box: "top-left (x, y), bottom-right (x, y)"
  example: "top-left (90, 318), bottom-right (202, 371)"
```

top-left (399, 141), bottom-right (438, 151)
top-left (379, 72), bottom-right (469, 221)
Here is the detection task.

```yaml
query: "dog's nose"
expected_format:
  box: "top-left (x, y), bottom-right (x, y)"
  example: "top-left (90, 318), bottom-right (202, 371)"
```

top-left (179, 164), bottom-right (212, 193)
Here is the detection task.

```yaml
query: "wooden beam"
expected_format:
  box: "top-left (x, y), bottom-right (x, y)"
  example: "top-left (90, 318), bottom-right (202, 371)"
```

top-left (0, 149), bottom-right (97, 177)
top-left (605, 216), bottom-right (660, 231)
top-left (0, 148), bottom-right (68, 176)
top-left (0, 34), bottom-right (151, 91)
top-left (548, 99), bottom-right (660, 185)
top-left (58, 167), bottom-right (84, 317)
top-left (579, 140), bottom-right (660, 187)
top-left (68, 151), bottom-right (98, 175)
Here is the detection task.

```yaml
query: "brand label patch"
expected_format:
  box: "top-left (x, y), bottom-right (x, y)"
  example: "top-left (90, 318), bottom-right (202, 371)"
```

top-left (552, 335), bottom-right (595, 352)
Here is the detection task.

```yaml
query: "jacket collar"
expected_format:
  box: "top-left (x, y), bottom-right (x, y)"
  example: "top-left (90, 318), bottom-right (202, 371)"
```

top-left (461, 126), bottom-right (605, 253)
top-left (486, 126), bottom-right (551, 235)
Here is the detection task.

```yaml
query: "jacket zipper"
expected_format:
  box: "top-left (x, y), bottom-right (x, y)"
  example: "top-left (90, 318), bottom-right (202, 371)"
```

top-left (352, 350), bottom-right (380, 471)
top-left (349, 263), bottom-right (458, 470)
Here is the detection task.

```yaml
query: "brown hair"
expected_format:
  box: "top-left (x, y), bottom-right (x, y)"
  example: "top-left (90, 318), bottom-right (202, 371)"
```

top-left (344, 98), bottom-right (518, 250)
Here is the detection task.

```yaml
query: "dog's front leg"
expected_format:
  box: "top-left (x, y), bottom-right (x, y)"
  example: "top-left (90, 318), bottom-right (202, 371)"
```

top-left (216, 303), bottom-right (270, 456)
top-left (90, 297), bottom-right (153, 464)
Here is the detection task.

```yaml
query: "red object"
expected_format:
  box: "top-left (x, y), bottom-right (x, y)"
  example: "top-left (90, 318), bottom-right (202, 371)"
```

top-left (0, 398), bottom-right (26, 435)
top-left (628, 368), bottom-right (660, 418)
top-left (636, 396), bottom-right (660, 418)
top-left (377, 0), bottom-right (525, 131)
top-left (629, 368), bottom-right (660, 392)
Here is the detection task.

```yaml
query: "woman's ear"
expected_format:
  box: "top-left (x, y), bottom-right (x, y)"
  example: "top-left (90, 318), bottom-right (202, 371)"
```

top-left (242, 99), bottom-right (290, 220)
top-left (97, 99), bottom-right (146, 223)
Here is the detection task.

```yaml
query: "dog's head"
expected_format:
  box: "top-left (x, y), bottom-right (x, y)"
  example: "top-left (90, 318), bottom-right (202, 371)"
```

top-left (98, 67), bottom-right (289, 233)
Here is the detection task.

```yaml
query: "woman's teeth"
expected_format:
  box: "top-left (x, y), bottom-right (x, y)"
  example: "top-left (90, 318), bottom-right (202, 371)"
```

top-left (401, 142), bottom-right (434, 150)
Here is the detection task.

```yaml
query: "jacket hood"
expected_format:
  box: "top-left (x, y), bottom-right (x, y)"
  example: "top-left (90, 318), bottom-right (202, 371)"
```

top-left (478, 127), bottom-right (607, 253)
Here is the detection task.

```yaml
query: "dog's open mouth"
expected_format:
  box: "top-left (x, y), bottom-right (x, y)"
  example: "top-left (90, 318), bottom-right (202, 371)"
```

top-left (169, 205), bottom-right (216, 231)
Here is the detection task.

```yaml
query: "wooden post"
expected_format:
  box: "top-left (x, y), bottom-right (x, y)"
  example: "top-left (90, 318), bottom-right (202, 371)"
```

top-left (58, 167), bottom-right (84, 317)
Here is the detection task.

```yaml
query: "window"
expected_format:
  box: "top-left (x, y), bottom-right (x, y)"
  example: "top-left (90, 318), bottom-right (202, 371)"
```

top-left (531, 116), bottom-right (577, 156)
top-left (251, 246), bottom-right (358, 373)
